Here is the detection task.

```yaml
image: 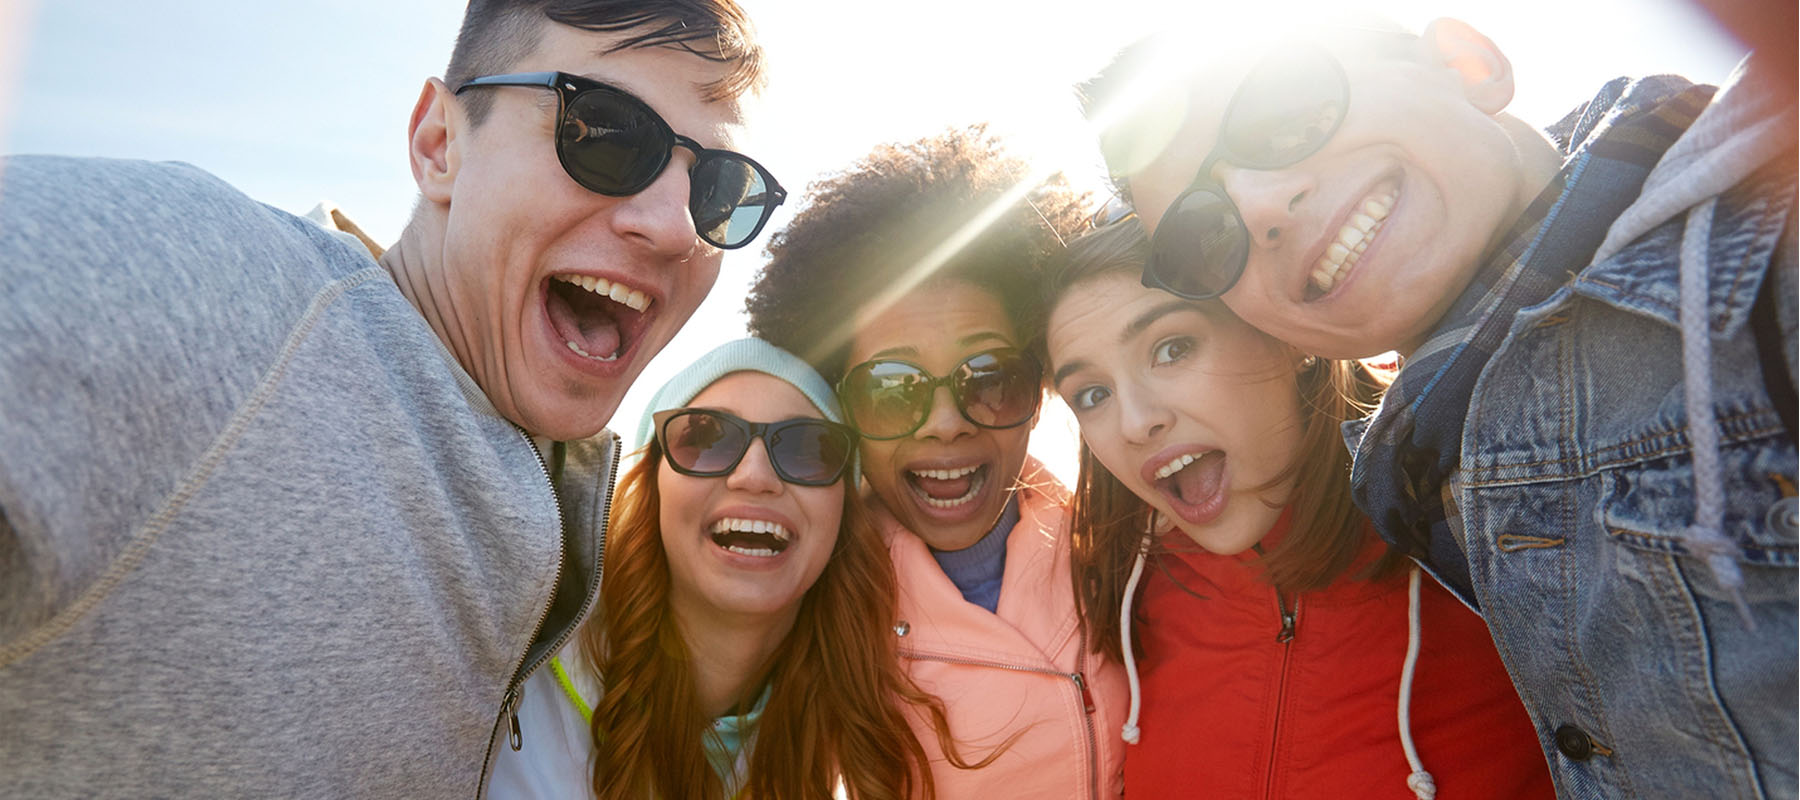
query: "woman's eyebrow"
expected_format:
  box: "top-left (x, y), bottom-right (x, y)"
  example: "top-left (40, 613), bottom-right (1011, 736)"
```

top-left (1121, 300), bottom-right (1203, 342)
top-left (1053, 358), bottom-right (1092, 386)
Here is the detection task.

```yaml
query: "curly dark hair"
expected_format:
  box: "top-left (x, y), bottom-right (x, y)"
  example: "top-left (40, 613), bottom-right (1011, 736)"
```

top-left (745, 126), bottom-right (1090, 384)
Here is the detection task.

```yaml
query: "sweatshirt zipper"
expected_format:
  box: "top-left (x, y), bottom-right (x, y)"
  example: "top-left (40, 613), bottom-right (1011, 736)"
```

top-left (473, 432), bottom-right (619, 799)
top-left (1262, 589), bottom-right (1298, 800)
top-left (903, 637), bottom-right (1102, 800)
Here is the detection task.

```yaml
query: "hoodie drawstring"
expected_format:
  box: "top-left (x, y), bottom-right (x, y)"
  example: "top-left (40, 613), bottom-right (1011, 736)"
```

top-left (1396, 566), bottom-right (1437, 800)
top-left (1676, 198), bottom-right (1757, 627)
top-left (1119, 542), bottom-right (1149, 745)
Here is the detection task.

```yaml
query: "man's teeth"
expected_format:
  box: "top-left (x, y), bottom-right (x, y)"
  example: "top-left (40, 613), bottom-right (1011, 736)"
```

top-left (912, 465), bottom-right (979, 481)
top-left (552, 274), bottom-right (652, 312)
top-left (710, 517), bottom-right (791, 541)
top-left (1310, 189), bottom-right (1396, 296)
top-left (1154, 453), bottom-right (1200, 480)
top-left (566, 340), bottom-right (618, 361)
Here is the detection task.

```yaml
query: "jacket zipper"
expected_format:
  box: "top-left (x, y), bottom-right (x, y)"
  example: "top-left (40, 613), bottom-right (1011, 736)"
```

top-left (473, 432), bottom-right (619, 799)
top-left (903, 636), bottom-right (1102, 800)
top-left (1262, 589), bottom-right (1298, 800)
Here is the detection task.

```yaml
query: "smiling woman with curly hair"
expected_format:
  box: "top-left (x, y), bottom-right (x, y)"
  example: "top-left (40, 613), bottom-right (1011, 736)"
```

top-left (746, 126), bottom-right (1130, 798)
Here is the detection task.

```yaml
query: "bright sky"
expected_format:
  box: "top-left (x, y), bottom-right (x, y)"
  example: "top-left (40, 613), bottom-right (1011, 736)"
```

top-left (0, 0), bottom-right (1748, 484)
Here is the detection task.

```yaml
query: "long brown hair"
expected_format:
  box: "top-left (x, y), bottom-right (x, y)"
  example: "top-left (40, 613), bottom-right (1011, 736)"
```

top-left (1041, 223), bottom-right (1401, 663)
top-left (585, 441), bottom-right (973, 799)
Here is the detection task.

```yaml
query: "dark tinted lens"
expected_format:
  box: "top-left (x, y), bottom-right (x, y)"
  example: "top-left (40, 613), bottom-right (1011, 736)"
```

top-left (954, 351), bottom-right (1041, 428)
top-left (661, 411), bottom-right (747, 475)
top-left (842, 361), bottom-right (931, 439)
top-left (766, 420), bottom-right (852, 485)
top-left (690, 155), bottom-right (774, 249)
top-left (1147, 186), bottom-right (1250, 299)
top-left (560, 89), bottom-right (670, 194)
top-left (1221, 46), bottom-right (1346, 168)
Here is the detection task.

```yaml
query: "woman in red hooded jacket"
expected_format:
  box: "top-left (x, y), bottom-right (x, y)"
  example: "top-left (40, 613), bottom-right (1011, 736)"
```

top-left (1039, 222), bottom-right (1553, 798)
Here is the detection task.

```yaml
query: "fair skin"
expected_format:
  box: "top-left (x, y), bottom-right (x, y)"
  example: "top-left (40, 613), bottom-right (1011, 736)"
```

top-left (847, 280), bottom-right (1035, 552)
top-left (1123, 19), bottom-right (1562, 360)
top-left (657, 372), bottom-right (844, 716)
top-left (385, 19), bottom-right (748, 441)
top-left (1048, 271), bottom-right (1303, 555)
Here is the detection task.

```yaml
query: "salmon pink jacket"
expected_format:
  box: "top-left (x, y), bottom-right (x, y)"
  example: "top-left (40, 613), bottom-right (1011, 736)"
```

top-left (875, 460), bottom-right (1128, 799)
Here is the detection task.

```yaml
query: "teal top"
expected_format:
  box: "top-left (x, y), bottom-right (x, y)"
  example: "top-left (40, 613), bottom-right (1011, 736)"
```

top-left (551, 656), bottom-right (770, 797)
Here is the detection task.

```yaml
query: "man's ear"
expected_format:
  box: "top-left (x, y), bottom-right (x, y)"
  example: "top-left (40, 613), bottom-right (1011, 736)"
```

top-left (1420, 18), bottom-right (1514, 115)
top-left (407, 78), bottom-right (461, 204)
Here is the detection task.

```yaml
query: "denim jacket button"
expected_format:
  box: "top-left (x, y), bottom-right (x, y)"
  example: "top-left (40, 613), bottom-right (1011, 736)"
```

top-left (1554, 724), bottom-right (1596, 761)
top-left (894, 620), bottom-right (910, 637)
top-left (1767, 497), bottom-right (1798, 539)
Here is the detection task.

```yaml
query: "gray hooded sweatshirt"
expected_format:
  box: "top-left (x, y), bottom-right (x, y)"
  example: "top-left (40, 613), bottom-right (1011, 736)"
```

top-left (0, 156), bottom-right (614, 797)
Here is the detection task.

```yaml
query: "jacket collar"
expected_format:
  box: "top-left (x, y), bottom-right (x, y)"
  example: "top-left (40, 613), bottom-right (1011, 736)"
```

top-left (1573, 155), bottom-right (1795, 338)
top-left (878, 458), bottom-right (1080, 667)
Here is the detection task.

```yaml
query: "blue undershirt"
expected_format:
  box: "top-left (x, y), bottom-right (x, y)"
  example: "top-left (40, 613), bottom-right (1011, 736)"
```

top-left (929, 495), bottom-right (1019, 613)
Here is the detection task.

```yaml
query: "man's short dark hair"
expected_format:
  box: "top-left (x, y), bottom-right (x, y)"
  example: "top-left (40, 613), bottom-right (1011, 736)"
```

top-left (445, 0), bottom-right (766, 126)
top-left (745, 126), bottom-right (1090, 384)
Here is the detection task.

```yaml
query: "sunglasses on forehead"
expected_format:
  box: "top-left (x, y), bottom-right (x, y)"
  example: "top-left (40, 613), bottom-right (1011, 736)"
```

top-left (1140, 42), bottom-right (1352, 300)
top-left (837, 348), bottom-right (1043, 441)
top-left (455, 71), bottom-right (787, 250)
top-left (654, 408), bottom-right (856, 487)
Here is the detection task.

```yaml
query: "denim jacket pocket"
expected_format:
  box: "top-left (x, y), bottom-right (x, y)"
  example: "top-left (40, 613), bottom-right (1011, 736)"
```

top-left (1600, 426), bottom-right (1798, 576)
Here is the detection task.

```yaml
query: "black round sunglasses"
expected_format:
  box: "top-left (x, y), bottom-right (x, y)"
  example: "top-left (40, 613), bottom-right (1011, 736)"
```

top-left (455, 71), bottom-right (786, 250)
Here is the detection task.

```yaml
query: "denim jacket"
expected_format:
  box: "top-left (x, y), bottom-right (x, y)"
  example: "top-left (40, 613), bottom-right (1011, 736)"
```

top-left (1451, 65), bottom-right (1796, 799)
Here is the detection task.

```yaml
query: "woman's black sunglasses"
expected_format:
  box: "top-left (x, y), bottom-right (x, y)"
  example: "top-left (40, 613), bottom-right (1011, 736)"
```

top-left (654, 408), bottom-right (856, 487)
top-left (455, 71), bottom-right (787, 250)
top-left (837, 348), bottom-right (1043, 441)
top-left (1144, 43), bottom-right (1350, 299)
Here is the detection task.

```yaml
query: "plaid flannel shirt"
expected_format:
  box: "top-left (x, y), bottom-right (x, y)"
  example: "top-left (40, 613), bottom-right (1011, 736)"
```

top-left (1345, 75), bottom-right (1717, 606)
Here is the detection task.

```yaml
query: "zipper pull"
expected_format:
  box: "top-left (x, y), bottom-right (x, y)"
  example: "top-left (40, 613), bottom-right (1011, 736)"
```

top-left (1275, 590), bottom-right (1296, 644)
top-left (1073, 672), bottom-right (1096, 714)
top-left (505, 686), bottom-right (525, 752)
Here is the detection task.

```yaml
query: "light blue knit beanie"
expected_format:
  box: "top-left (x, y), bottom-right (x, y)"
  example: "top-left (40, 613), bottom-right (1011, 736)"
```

top-left (634, 338), bottom-right (856, 483)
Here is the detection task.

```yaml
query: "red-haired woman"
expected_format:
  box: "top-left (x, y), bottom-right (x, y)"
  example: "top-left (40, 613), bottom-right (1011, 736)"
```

top-left (486, 338), bottom-right (965, 799)
top-left (1041, 223), bottom-right (1554, 798)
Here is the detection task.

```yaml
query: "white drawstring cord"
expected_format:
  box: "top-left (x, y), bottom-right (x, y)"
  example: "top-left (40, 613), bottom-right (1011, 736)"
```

top-left (1675, 198), bottom-right (1756, 628)
top-left (1398, 567), bottom-right (1437, 800)
top-left (1119, 543), bottom-right (1149, 744)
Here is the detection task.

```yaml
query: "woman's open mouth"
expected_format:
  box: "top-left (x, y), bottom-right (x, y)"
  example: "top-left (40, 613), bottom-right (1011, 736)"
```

top-left (709, 517), bottom-right (791, 558)
top-left (905, 463), bottom-right (988, 512)
top-left (1149, 449), bottom-right (1228, 525)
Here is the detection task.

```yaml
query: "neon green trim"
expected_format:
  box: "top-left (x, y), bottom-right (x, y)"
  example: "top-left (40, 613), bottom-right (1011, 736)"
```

top-left (550, 655), bottom-right (593, 724)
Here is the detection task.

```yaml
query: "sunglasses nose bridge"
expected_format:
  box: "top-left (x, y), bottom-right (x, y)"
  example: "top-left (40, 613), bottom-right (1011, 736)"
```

top-left (721, 429), bottom-right (785, 493)
top-left (912, 379), bottom-right (977, 441)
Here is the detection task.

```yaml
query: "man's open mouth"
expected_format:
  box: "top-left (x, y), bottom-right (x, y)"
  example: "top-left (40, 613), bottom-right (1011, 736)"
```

top-left (710, 517), bottom-right (791, 558)
top-left (545, 274), bottom-right (652, 362)
top-left (907, 463), bottom-right (987, 510)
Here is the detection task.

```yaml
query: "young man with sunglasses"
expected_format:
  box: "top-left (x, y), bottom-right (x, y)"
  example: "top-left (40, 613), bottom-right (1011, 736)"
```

top-left (1084, 17), bottom-right (1796, 799)
top-left (746, 127), bottom-right (1130, 798)
top-left (0, 1), bottom-right (780, 796)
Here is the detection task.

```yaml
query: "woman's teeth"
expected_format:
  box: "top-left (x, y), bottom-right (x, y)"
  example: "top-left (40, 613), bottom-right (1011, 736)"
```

top-left (1310, 188), bottom-right (1396, 296)
top-left (915, 465), bottom-right (978, 480)
top-left (911, 466), bottom-right (984, 509)
top-left (709, 517), bottom-right (790, 557)
top-left (1154, 452), bottom-right (1200, 480)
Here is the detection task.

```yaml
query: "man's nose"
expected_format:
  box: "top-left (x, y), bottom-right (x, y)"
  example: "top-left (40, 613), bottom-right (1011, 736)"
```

top-left (610, 151), bottom-right (701, 259)
top-left (1214, 162), bottom-right (1313, 250)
